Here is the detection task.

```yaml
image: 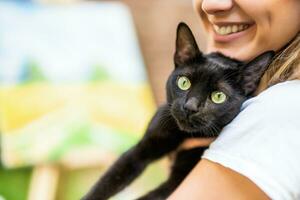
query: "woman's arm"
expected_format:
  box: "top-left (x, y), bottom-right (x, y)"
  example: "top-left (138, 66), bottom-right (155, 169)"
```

top-left (167, 159), bottom-right (270, 200)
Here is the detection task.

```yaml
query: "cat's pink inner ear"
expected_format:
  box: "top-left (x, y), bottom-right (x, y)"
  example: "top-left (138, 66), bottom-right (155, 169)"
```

top-left (176, 47), bottom-right (194, 63)
top-left (175, 23), bottom-right (201, 66)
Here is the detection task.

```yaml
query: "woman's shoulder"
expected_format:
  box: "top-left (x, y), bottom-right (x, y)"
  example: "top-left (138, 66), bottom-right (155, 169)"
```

top-left (203, 80), bottom-right (300, 200)
top-left (244, 80), bottom-right (300, 110)
top-left (216, 80), bottom-right (300, 138)
top-left (240, 80), bottom-right (300, 121)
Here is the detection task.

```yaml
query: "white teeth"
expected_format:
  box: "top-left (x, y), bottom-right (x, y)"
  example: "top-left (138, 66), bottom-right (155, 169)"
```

top-left (213, 24), bottom-right (251, 35)
top-left (238, 24), bottom-right (244, 31)
top-left (219, 26), bottom-right (226, 35)
top-left (225, 26), bottom-right (231, 34)
top-left (232, 25), bottom-right (238, 32)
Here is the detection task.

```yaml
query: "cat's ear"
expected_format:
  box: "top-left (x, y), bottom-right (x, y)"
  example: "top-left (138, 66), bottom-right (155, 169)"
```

top-left (174, 22), bottom-right (202, 67)
top-left (241, 51), bottom-right (275, 96)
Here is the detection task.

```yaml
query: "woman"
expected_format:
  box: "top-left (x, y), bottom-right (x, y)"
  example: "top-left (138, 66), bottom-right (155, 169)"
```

top-left (168, 0), bottom-right (300, 199)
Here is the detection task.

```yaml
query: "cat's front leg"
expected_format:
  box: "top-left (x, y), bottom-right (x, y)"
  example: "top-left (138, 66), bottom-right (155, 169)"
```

top-left (135, 147), bottom-right (208, 200)
top-left (82, 104), bottom-right (185, 200)
top-left (81, 146), bottom-right (150, 200)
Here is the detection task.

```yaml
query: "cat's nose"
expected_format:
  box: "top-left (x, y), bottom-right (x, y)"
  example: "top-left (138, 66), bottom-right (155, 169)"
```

top-left (184, 97), bottom-right (199, 113)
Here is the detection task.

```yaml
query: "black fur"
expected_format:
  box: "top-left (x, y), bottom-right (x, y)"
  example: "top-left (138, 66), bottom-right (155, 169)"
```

top-left (82, 22), bottom-right (274, 200)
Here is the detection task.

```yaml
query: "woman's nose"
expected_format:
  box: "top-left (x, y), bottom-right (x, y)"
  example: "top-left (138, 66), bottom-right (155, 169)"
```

top-left (201, 0), bottom-right (233, 15)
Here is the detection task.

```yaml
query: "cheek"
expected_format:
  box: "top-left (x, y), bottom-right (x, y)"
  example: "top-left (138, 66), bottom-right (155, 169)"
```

top-left (193, 0), bottom-right (210, 29)
top-left (193, 0), bottom-right (202, 10)
top-left (245, 1), bottom-right (299, 41)
top-left (170, 98), bottom-right (186, 120)
top-left (249, 0), bottom-right (300, 58)
top-left (262, 1), bottom-right (300, 49)
top-left (171, 98), bottom-right (184, 112)
top-left (204, 0), bottom-right (300, 61)
top-left (201, 101), bottom-right (218, 119)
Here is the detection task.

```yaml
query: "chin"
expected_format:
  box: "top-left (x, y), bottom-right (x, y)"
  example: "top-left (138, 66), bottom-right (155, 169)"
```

top-left (171, 107), bottom-right (221, 137)
top-left (176, 120), bottom-right (216, 137)
top-left (208, 42), bottom-right (257, 62)
top-left (176, 119), bottom-right (221, 137)
top-left (178, 123), bottom-right (200, 133)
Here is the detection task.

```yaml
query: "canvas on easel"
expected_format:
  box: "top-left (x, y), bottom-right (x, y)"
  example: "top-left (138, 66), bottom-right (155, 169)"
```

top-left (0, 1), bottom-right (165, 200)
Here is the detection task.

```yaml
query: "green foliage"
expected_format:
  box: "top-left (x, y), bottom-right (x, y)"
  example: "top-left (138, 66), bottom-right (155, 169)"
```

top-left (20, 59), bottom-right (47, 83)
top-left (89, 64), bottom-right (110, 82)
top-left (0, 167), bottom-right (32, 200)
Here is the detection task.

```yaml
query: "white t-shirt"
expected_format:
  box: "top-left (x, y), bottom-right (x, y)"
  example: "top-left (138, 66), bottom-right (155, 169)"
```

top-left (202, 80), bottom-right (300, 200)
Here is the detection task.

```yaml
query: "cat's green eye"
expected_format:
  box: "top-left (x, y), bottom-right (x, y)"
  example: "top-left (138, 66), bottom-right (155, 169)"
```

top-left (177, 76), bottom-right (191, 91)
top-left (211, 91), bottom-right (227, 104)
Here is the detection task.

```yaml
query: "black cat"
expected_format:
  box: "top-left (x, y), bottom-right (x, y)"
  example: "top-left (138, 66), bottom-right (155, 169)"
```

top-left (82, 22), bottom-right (274, 200)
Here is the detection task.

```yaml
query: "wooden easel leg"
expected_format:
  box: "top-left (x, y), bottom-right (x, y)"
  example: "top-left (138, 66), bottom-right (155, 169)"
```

top-left (27, 165), bottom-right (60, 200)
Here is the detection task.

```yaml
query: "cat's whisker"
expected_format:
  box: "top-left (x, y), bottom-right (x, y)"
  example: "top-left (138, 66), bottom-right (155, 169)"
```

top-left (210, 123), bottom-right (220, 136)
top-left (159, 116), bottom-right (173, 130)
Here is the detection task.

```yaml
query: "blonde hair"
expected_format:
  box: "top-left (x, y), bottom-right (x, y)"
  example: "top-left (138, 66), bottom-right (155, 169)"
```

top-left (256, 33), bottom-right (300, 94)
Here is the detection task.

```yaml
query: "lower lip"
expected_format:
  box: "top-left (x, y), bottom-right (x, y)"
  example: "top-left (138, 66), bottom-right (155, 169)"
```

top-left (212, 24), bottom-right (255, 43)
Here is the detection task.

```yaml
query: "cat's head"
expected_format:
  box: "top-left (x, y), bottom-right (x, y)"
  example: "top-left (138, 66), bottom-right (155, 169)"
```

top-left (167, 22), bottom-right (274, 136)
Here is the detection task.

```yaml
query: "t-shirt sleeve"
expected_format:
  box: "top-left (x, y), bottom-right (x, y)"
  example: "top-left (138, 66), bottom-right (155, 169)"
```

top-left (202, 80), bottom-right (300, 200)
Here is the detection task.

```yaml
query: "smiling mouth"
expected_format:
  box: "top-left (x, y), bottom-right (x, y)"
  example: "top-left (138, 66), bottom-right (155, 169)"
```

top-left (212, 23), bottom-right (253, 36)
